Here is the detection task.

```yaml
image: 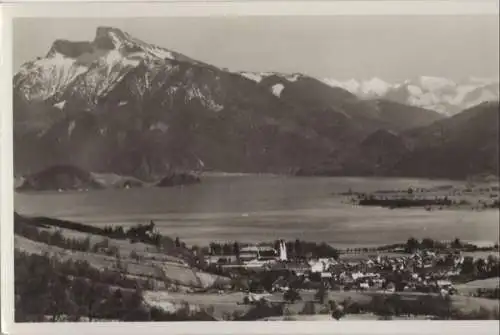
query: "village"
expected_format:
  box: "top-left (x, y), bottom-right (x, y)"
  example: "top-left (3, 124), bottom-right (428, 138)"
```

top-left (201, 239), bottom-right (500, 303)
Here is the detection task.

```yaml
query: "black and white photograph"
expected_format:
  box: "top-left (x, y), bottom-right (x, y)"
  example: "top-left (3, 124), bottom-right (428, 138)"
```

top-left (2, 0), bottom-right (500, 331)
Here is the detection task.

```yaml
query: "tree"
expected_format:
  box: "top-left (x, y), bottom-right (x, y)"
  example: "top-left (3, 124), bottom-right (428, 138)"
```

top-left (238, 299), bottom-right (283, 321)
top-left (233, 242), bottom-right (240, 260)
top-left (209, 242), bottom-right (216, 255)
top-left (232, 277), bottom-right (250, 292)
top-left (175, 237), bottom-right (181, 248)
top-left (451, 238), bottom-right (462, 249)
top-left (421, 238), bottom-right (435, 250)
top-left (85, 282), bottom-right (107, 321)
top-left (295, 239), bottom-right (302, 258)
top-left (69, 277), bottom-right (92, 320)
top-left (299, 301), bottom-right (316, 315)
top-left (222, 243), bottom-right (232, 255)
top-left (406, 237), bottom-right (420, 253)
top-left (475, 258), bottom-right (487, 274)
top-left (371, 295), bottom-right (394, 320)
top-left (329, 300), bottom-right (345, 320)
top-left (386, 294), bottom-right (404, 317)
top-left (314, 285), bottom-right (328, 304)
top-left (47, 275), bottom-right (74, 322)
top-left (283, 288), bottom-right (301, 304)
top-left (102, 288), bottom-right (125, 319)
top-left (122, 288), bottom-right (147, 321)
top-left (461, 256), bottom-right (476, 275)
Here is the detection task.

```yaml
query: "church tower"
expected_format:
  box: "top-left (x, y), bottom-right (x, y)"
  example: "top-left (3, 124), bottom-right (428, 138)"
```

top-left (279, 240), bottom-right (287, 261)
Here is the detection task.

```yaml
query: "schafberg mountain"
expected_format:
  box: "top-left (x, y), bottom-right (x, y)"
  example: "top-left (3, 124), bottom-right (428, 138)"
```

top-left (323, 76), bottom-right (499, 116)
top-left (13, 27), bottom-right (494, 180)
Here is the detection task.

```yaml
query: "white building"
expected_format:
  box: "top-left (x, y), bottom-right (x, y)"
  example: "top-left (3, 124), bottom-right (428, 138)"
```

top-left (309, 260), bottom-right (325, 273)
top-left (279, 240), bottom-right (287, 261)
top-left (239, 245), bottom-right (279, 265)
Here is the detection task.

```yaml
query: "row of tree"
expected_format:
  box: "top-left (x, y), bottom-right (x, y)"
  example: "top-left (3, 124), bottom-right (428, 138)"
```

top-left (404, 237), bottom-right (498, 253)
top-left (369, 294), bottom-right (499, 320)
top-left (460, 255), bottom-right (500, 278)
top-left (15, 222), bottom-right (93, 252)
top-left (236, 291), bottom-right (499, 321)
top-left (15, 213), bottom-right (201, 267)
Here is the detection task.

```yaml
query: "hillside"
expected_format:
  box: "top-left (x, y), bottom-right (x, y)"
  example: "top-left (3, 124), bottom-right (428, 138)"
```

top-left (391, 102), bottom-right (499, 179)
top-left (364, 99), bottom-right (444, 132)
top-left (13, 26), bottom-right (451, 180)
top-left (300, 102), bottom-right (499, 179)
top-left (13, 212), bottom-right (230, 321)
top-left (296, 129), bottom-right (411, 177)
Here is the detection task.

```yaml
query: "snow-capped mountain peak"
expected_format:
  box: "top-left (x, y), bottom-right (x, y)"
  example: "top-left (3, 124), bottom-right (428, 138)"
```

top-left (321, 77), bottom-right (391, 97)
top-left (93, 26), bottom-right (175, 60)
top-left (14, 27), bottom-right (186, 103)
top-left (417, 76), bottom-right (457, 91)
top-left (361, 77), bottom-right (391, 96)
top-left (322, 75), bottom-right (499, 116)
top-left (237, 71), bottom-right (305, 83)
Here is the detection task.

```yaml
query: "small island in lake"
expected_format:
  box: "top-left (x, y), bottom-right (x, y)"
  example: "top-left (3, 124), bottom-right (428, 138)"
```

top-left (343, 183), bottom-right (500, 211)
top-left (17, 165), bottom-right (104, 191)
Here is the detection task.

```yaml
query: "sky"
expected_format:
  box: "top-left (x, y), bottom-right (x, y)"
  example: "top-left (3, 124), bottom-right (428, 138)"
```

top-left (12, 16), bottom-right (500, 82)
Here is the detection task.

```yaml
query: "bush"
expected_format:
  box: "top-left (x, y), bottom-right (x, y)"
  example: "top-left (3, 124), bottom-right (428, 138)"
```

top-left (314, 286), bottom-right (327, 304)
top-left (370, 295), bottom-right (395, 318)
top-left (331, 307), bottom-right (344, 320)
top-left (342, 298), bottom-right (363, 314)
top-left (299, 301), bottom-right (317, 315)
top-left (284, 289), bottom-right (301, 303)
top-left (231, 310), bottom-right (243, 320)
top-left (237, 301), bottom-right (284, 321)
top-left (319, 303), bottom-right (331, 315)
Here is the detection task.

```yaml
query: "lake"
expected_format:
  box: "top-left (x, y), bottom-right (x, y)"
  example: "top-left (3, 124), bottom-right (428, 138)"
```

top-left (14, 175), bottom-right (500, 248)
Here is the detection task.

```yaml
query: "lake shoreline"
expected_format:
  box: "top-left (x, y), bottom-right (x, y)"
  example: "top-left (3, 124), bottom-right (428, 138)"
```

top-left (14, 175), bottom-right (500, 249)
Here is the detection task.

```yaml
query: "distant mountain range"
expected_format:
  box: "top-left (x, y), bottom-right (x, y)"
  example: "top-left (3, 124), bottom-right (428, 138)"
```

top-left (322, 76), bottom-right (499, 116)
top-left (13, 27), bottom-right (499, 180)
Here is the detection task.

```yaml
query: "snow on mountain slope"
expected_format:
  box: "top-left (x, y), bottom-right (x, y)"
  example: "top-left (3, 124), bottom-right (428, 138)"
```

top-left (322, 76), bottom-right (499, 116)
top-left (239, 72), bottom-right (273, 83)
top-left (14, 27), bottom-right (195, 105)
top-left (237, 71), bottom-right (303, 84)
top-left (322, 77), bottom-right (391, 97)
top-left (271, 83), bottom-right (285, 97)
top-left (15, 52), bottom-right (90, 101)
